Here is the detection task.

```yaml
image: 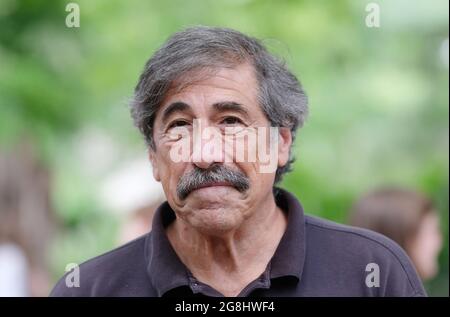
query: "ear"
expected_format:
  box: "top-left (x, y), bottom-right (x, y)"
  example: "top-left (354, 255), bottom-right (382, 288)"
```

top-left (148, 148), bottom-right (161, 182)
top-left (278, 127), bottom-right (292, 168)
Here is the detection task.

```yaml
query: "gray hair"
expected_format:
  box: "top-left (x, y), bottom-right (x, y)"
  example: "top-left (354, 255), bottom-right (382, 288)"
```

top-left (130, 26), bottom-right (308, 183)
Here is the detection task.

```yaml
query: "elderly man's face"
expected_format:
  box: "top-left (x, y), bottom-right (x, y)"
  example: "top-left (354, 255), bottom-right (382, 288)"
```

top-left (149, 62), bottom-right (292, 235)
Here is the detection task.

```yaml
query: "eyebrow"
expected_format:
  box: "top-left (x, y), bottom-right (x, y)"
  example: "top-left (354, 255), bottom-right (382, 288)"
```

top-left (161, 101), bottom-right (191, 124)
top-left (161, 101), bottom-right (249, 124)
top-left (212, 102), bottom-right (249, 119)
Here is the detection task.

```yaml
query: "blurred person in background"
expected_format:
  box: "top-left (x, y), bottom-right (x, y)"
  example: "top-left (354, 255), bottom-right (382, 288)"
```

top-left (0, 142), bottom-right (55, 296)
top-left (350, 188), bottom-right (443, 281)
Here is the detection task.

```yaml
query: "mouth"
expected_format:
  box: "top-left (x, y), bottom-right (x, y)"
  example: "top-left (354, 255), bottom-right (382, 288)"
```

top-left (193, 181), bottom-right (234, 191)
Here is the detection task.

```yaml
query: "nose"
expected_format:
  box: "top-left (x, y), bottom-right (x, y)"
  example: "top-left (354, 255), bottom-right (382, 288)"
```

top-left (191, 126), bottom-right (225, 170)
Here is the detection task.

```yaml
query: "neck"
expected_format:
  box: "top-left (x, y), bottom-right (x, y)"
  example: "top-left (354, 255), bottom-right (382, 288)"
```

top-left (166, 192), bottom-right (287, 296)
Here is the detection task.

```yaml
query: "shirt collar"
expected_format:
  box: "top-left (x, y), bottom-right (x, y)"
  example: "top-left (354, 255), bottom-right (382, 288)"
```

top-left (145, 187), bottom-right (306, 296)
top-left (269, 188), bottom-right (306, 280)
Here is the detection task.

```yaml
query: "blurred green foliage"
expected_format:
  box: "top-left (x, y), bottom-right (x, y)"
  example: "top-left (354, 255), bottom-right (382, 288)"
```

top-left (0, 0), bottom-right (448, 295)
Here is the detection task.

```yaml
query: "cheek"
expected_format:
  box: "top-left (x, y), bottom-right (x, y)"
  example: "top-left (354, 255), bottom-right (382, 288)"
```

top-left (427, 229), bottom-right (443, 257)
top-left (235, 160), bottom-right (274, 190)
top-left (154, 146), bottom-right (185, 187)
top-left (412, 226), bottom-right (441, 266)
top-left (230, 128), bottom-right (277, 172)
top-left (420, 218), bottom-right (443, 256)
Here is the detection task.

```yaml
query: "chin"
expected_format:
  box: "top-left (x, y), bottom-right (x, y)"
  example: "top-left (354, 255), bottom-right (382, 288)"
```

top-left (188, 208), bottom-right (244, 235)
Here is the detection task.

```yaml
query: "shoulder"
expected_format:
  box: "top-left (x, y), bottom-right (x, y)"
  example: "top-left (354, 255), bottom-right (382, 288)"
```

top-left (305, 214), bottom-right (409, 260)
top-left (303, 215), bottom-right (426, 296)
top-left (49, 234), bottom-right (152, 297)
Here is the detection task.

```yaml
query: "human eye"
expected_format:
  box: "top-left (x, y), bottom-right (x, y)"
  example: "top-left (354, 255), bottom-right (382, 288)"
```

top-left (164, 120), bottom-right (191, 140)
top-left (220, 116), bottom-right (245, 126)
top-left (166, 120), bottom-right (190, 130)
top-left (165, 119), bottom-right (191, 133)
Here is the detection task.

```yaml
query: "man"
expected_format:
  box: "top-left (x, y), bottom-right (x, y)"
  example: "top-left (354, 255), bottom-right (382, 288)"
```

top-left (50, 26), bottom-right (426, 297)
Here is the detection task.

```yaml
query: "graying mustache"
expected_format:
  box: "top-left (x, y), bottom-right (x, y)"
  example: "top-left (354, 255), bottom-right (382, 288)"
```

top-left (176, 166), bottom-right (250, 200)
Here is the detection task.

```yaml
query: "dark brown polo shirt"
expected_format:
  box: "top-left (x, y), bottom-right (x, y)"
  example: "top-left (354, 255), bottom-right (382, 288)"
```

top-left (50, 188), bottom-right (426, 297)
